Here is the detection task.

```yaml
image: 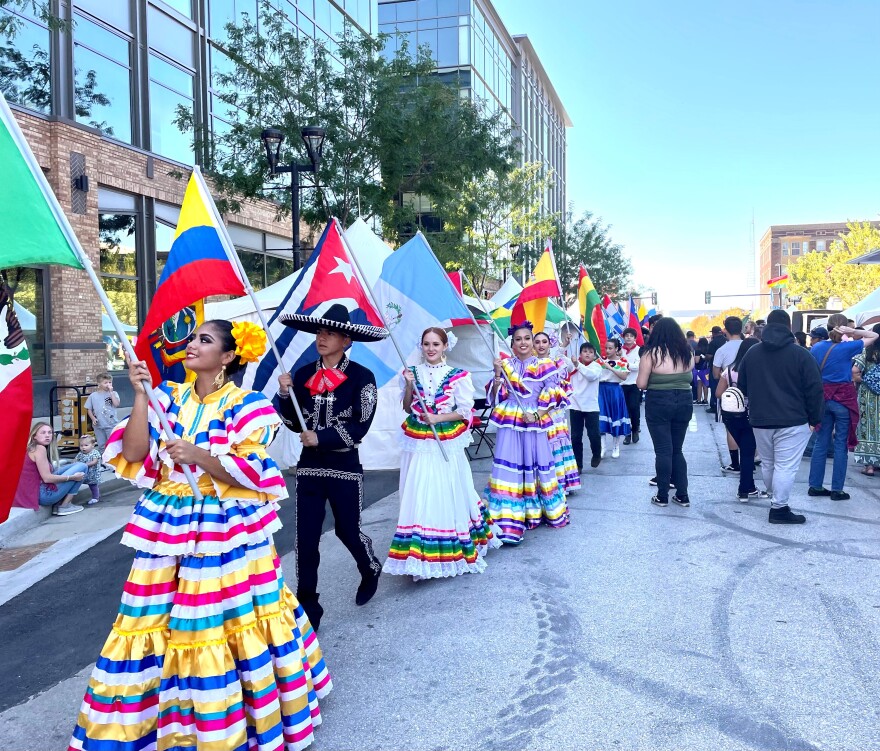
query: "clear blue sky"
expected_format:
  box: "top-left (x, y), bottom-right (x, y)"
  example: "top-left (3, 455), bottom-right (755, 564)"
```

top-left (494, 0), bottom-right (880, 311)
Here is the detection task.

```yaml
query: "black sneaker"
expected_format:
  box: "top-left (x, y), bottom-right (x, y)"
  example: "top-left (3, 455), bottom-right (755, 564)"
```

top-left (830, 491), bottom-right (850, 501)
top-left (768, 505), bottom-right (806, 524)
top-left (651, 495), bottom-right (668, 507)
top-left (632, 431), bottom-right (640, 444)
top-left (355, 571), bottom-right (381, 606)
top-left (590, 456), bottom-right (601, 468)
top-left (672, 495), bottom-right (690, 507)
top-left (648, 476), bottom-right (658, 486)
top-left (623, 435), bottom-right (632, 445)
top-left (721, 464), bottom-right (740, 473)
top-left (808, 487), bottom-right (831, 497)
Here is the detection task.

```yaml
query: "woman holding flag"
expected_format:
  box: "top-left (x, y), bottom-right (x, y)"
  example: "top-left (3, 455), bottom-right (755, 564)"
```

top-left (484, 322), bottom-right (570, 545)
top-left (70, 319), bottom-right (331, 751)
top-left (384, 326), bottom-right (501, 579)
top-left (533, 330), bottom-right (581, 493)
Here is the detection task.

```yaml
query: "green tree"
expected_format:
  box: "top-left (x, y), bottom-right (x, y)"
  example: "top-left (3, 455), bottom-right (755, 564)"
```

top-left (688, 307), bottom-right (750, 337)
top-left (433, 162), bottom-right (557, 291)
top-left (554, 208), bottom-right (632, 304)
top-left (175, 1), bottom-right (514, 238)
top-left (788, 221), bottom-right (880, 308)
top-left (0, 1), bottom-right (68, 38)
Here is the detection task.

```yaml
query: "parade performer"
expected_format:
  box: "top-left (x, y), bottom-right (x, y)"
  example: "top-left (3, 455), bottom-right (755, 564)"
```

top-left (533, 330), bottom-right (580, 493)
top-left (484, 322), bottom-right (570, 545)
top-left (274, 304), bottom-right (388, 631)
top-left (70, 320), bottom-right (331, 751)
top-left (384, 327), bottom-right (501, 579)
top-left (598, 337), bottom-right (632, 458)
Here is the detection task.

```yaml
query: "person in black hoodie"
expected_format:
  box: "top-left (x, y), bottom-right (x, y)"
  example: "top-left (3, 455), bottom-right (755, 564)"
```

top-left (737, 309), bottom-right (824, 524)
top-left (706, 326), bottom-right (727, 415)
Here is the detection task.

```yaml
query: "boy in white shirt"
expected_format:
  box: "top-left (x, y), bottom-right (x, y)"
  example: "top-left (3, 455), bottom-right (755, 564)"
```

top-left (569, 342), bottom-right (604, 470)
top-left (621, 327), bottom-right (642, 444)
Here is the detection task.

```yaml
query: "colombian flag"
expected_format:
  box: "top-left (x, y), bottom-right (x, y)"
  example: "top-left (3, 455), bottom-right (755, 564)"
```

top-left (511, 240), bottom-right (562, 333)
top-left (135, 169), bottom-right (246, 384)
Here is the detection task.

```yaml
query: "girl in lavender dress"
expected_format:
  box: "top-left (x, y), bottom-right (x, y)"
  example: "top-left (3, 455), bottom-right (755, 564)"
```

top-left (484, 322), bottom-right (570, 545)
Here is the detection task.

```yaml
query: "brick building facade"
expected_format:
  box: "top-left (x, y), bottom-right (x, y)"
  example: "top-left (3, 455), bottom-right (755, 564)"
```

top-left (759, 221), bottom-right (880, 307)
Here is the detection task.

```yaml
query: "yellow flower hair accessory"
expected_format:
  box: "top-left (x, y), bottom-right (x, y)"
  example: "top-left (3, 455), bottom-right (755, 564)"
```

top-left (231, 321), bottom-right (267, 364)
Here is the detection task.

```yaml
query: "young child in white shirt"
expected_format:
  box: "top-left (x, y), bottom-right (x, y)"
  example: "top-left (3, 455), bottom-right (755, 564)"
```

top-left (568, 342), bottom-right (604, 470)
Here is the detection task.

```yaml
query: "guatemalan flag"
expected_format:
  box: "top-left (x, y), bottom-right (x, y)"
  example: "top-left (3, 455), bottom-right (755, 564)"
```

top-left (135, 169), bottom-right (247, 385)
top-left (245, 220), bottom-right (388, 396)
top-left (363, 232), bottom-right (473, 386)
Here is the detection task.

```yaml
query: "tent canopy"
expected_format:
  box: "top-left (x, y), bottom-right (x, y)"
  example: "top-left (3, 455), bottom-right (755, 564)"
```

top-left (846, 248), bottom-right (880, 265)
top-left (841, 284), bottom-right (880, 327)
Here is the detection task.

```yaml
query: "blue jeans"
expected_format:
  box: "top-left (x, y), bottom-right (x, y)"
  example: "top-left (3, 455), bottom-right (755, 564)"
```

top-left (808, 400), bottom-right (850, 491)
top-left (38, 462), bottom-right (87, 506)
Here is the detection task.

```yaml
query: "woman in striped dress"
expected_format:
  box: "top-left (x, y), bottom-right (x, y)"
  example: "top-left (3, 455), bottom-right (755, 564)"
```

top-left (533, 331), bottom-right (580, 493)
top-left (383, 327), bottom-right (500, 579)
top-left (484, 322), bottom-right (570, 545)
top-left (69, 320), bottom-right (331, 751)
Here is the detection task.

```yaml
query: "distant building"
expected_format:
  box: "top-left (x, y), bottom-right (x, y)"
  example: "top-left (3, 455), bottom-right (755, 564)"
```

top-left (378, 0), bottom-right (571, 225)
top-left (759, 221), bottom-right (880, 307)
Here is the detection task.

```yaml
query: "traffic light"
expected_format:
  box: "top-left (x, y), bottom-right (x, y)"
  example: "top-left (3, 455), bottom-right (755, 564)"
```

top-left (651, 292), bottom-right (657, 306)
top-left (705, 291), bottom-right (711, 304)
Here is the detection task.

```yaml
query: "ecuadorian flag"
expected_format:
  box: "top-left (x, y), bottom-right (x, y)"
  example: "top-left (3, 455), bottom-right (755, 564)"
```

top-left (135, 169), bottom-right (246, 384)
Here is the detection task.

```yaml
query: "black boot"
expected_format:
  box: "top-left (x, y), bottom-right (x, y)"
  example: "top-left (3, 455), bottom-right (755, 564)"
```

top-left (297, 594), bottom-right (324, 632)
top-left (356, 570), bottom-right (381, 606)
top-left (623, 435), bottom-right (631, 445)
top-left (632, 431), bottom-right (640, 444)
top-left (768, 505), bottom-right (806, 524)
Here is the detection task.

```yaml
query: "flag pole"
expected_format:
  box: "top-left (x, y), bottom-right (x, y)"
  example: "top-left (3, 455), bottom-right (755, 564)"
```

top-left (192, 166), bottom-right (308, 428)
top-left (0, 96), bottom-right (205, 500)
top-left (334, 218), bottom-right (449, 462)
top-left (413, 231), bottom-right (530, 415)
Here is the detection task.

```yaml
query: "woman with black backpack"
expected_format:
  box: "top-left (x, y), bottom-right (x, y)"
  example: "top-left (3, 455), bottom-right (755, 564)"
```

top-left (715, 337), bottom-right (769, 502)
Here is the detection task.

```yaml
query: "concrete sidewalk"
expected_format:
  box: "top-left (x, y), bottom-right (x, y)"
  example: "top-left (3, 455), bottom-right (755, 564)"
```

top-left (2, 409), bottom-right (879, 750)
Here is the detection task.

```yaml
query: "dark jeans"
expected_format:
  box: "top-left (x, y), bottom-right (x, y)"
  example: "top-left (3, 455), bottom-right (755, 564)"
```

top-left (645, 389), bottom-right (693, 501)
top-left (723, 415), bottom-right (756, 494)
top-left (809, 399), bottom-right (851, 491)
top-left (570, 409), bottom-right (601, 469)
top-left (621, 384), bottom-right (642, 434)
top-left (708, 374), bottom-right (719, 415)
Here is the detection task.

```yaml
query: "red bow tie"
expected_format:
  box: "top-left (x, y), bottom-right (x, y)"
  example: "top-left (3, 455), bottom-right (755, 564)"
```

top-left (304, 367), bottom-right (347, 396)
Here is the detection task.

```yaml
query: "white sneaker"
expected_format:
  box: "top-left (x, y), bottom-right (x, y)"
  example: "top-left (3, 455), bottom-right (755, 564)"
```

top-left (600, 443), bottom-right (607, 458)
top-left (87, 498), bottom-right (100, 506)
top-left (612, 444), bottom-right (620, 458)
top-left (56, 504), bottom-right (83, 516)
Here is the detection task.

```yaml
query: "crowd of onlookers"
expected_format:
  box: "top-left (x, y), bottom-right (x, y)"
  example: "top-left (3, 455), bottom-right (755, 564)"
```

top-left (671, 311), bottom-right (879, 523)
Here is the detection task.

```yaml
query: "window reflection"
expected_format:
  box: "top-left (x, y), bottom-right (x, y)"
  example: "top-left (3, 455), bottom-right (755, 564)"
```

top-left (0, 11), bottom-right (51, 114)
top-left (4, 267), bottom-right (47, 376)
top-left (73, 15), bottom-right (132, 141)
top-left (149, 55), bottom-right (194, 164)
top-left (99, 213), bottom-right (140, 371)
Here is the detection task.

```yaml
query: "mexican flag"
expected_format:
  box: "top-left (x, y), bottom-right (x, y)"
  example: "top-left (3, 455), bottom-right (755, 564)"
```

top-left (0, 90), bottom-right (85, 521)
top-left (0, 281), bottom-right (32, 522)
top-left (0, 91), bottom-right (84, 270)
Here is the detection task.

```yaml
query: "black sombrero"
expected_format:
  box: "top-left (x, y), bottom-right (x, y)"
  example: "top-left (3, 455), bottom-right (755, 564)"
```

top-left (279, 303), bottom-right (389, 343)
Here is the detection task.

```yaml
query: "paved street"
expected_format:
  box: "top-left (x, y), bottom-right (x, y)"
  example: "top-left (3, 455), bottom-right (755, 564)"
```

top-left (2, 408), bottom-right (880, 750)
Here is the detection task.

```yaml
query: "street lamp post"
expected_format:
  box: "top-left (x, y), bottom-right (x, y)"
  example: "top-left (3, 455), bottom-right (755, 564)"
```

top-left (260, 125), bottom-right (326, 270)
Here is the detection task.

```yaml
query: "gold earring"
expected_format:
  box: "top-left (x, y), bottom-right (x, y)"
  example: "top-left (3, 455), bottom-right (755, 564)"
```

top-left (213, 365), bottom-right (226, 390)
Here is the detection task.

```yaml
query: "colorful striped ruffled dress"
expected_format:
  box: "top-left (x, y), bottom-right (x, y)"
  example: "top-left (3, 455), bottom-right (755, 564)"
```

top-left (548, 356), bottom-right (581, 493)
top-left (69, 381), bottom-right (331, 751)
top-left (383, 364), bottom-right (501, 579)
top-left (484, 356), bottom-right (570, 545)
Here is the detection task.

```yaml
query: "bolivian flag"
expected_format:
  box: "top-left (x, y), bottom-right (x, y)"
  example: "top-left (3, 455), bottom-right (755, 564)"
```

top-left (134, 169), bottom-right (247, 384)
top-left (578, 264), bottom-right (602, 349)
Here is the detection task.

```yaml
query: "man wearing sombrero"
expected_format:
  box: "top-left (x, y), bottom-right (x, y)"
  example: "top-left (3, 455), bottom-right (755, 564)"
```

top-left (274, 303), bottom-right (389, 630)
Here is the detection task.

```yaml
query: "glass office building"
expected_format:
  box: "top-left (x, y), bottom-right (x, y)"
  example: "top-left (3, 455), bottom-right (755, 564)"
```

top-left (378, 0), bottom-right (570, 218)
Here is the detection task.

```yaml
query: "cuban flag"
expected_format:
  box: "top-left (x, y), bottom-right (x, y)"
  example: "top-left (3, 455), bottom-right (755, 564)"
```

top-left (245, 221), bottom-right (387, 396)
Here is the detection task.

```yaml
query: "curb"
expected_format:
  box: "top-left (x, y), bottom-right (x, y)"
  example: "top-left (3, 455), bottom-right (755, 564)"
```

top-left (0, 478), bottom-right (133, 549)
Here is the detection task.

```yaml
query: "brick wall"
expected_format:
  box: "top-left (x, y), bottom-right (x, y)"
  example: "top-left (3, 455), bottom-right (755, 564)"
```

top-left (12, 108), bottom-right (296, 391)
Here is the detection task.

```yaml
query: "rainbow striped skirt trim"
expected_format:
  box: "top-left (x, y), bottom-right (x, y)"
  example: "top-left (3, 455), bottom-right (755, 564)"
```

top-left (69, 536), bottom-right (330, 751)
